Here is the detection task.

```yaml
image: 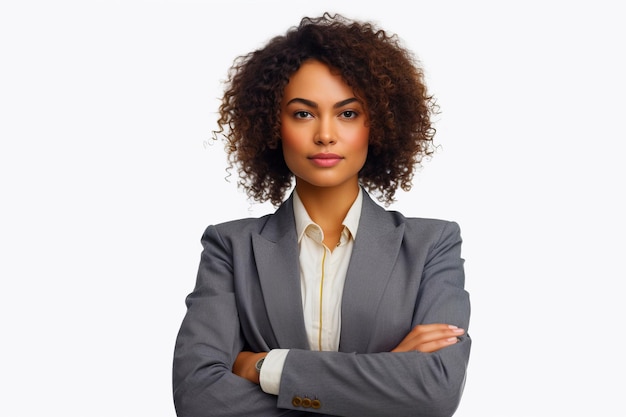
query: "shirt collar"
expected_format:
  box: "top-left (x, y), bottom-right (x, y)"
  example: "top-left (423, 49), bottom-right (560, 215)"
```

top-left (293, 188), bottom-right (363, 243)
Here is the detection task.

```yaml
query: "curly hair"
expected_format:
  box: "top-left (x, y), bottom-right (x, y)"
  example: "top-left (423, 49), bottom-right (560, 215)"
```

top-left (213, 12), bottom-right (438, 207)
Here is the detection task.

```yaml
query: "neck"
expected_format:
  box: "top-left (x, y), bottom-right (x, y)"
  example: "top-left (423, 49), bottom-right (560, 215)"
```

top-left (295, 181), bottom-right (359, 232)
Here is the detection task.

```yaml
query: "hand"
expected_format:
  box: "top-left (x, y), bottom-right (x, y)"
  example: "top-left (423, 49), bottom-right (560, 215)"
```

top-left (232, 351), bottom-right (267, 384)
top-left (391, 324), bottom-right (465, 353)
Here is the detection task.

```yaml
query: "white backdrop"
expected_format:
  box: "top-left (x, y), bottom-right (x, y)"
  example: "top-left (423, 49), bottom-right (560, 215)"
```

top-left (1, 1), bottom-right (625, 416)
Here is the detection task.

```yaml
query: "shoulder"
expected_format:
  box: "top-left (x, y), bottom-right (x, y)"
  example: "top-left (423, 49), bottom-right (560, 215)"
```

top-left (391, 210), bottom-right (461, 244)
top-left (380, 211), bottom-right (464, 265)
top-left (363, 192), bottom-right (461, 239)
top-left (402, 215), bottom-right (461, 236)
top-left (201, 197), bottom-right (295, 245)
top-left (202, 215), bottom-right (271, 242)
top-left (195, 216), bottom-right (272, 258)
top-left (362, 196), bottom-right (462, 255)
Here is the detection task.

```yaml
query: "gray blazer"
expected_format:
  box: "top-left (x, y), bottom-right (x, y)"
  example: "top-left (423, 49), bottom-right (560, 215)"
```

top-left (173, 191), bottom-right (471, 417)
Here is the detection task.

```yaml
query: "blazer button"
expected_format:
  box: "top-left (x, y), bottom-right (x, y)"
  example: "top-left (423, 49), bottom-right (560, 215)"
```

top-left (292, 396), bottom-right (303, 407)
top-left (311, 399), bottom-right (321, 409)
top-left (301, 397), bottom-right (312, 408)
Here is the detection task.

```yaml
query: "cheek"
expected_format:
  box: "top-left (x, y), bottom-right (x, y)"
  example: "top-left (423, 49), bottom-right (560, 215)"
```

top-left (281, 119), bottom-right (314, 154)
top-left (280, 121), bottom-right (300, 147)
top-left (280, 131), bottom-right (300, 155)
top-left (358, 129), bottom-right (371, 163)
top-left (279, 127), bottom-right (301, 166)
top-left (353, 127), bottom-right (370, 153)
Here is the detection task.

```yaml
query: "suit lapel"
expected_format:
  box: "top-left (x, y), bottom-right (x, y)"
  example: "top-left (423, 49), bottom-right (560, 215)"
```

top-left (252, 197), bottom-right (309, 349)
top-left (339, 192), bottom-right (405, 352)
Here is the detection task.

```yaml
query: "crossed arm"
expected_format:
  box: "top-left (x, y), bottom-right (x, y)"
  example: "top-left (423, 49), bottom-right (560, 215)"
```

top-left (233, 323), bottom-right (466, 385)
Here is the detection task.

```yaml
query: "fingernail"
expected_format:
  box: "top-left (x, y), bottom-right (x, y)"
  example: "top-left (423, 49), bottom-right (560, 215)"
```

top-left (446, 337), bottom-right (458, 343)
top-left (448, 325), bottom-right (458, 329)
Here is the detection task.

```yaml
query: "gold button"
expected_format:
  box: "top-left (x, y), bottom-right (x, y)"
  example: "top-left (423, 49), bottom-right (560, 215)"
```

top-left (311, 399), bottom-right (321, 409)
top-left (292, 396), bottom-right (302, 407)
top-left (301, 397), bottom-right (312, 408)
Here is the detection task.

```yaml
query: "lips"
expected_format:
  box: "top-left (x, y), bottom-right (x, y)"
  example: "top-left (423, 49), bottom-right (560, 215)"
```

top-left (310, 153), bottom-right (342, 160)
top-left (309, 153), bottom-right (343, 167)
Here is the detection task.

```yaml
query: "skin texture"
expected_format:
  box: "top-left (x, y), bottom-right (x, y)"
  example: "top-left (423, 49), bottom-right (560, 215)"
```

top-left (231, 60), bottom-right (464, 383)
top-left (281, 60), bottom-right (369, 195)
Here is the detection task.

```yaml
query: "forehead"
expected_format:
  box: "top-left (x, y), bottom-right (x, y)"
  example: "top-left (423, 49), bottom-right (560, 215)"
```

top-left (282, 60), bottom-right (355, 101)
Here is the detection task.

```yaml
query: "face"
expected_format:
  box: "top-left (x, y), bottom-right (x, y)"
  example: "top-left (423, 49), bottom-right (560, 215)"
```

top-left (280, 60), bottom-right (369, 192)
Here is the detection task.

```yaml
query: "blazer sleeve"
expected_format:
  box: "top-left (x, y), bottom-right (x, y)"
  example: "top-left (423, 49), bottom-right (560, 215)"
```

top-left (276, 221), bottom-right (471, 417)
top-left (172, 225), bottom-right (314, 417)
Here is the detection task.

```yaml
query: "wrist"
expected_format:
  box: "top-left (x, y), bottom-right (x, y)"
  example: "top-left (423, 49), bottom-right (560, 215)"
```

top-left (255, 356), bottom-right (265, 374)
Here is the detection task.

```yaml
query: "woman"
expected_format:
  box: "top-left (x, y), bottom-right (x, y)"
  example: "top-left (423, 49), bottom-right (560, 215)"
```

top-left (173, 13), bottom-right (470, 417)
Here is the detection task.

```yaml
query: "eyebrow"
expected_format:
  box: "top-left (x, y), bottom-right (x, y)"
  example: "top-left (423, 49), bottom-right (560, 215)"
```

top-left (285, 97), bottom-right (359, 109)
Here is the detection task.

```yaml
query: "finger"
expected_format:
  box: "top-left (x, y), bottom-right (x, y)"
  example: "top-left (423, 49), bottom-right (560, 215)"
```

top-left (410, 323), bottom-right (462, 335)
top-left (409, 325), bottom-right (464, 343)
top-left (414, 336), bottom-right (460, 353)
top-left (394, 328), bottom-right (464, 352)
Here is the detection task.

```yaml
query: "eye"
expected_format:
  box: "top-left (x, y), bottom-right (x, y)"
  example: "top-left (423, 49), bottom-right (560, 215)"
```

top-left (294, 111), bottom-right (313, 119)
top-left (341, 110), bottom-right (358, 119)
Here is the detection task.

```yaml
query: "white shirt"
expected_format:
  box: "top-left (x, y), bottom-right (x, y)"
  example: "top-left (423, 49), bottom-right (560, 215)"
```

top-left (260, 189), bottom-right (363, 394)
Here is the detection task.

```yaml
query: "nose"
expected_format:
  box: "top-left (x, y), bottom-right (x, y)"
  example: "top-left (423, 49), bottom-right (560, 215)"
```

top-left (314, 118), bottom-right (336, 145)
